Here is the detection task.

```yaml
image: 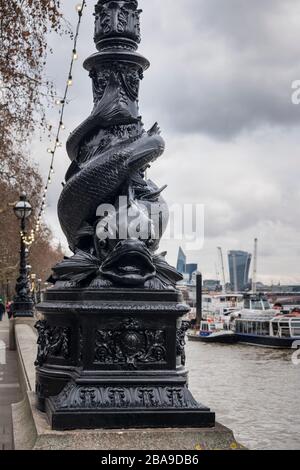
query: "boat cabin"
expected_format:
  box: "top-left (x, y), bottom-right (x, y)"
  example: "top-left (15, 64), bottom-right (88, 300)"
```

top-left (200, 319), bottom-right (228, 336)
top-left (270, 316), bottom-right (300, 338)
top-left (235, 314), bottom-right (300, 339)
top-left (243, 295), bottom-right (271, 311)
top-left (202, 294), bottom-right (244, 316)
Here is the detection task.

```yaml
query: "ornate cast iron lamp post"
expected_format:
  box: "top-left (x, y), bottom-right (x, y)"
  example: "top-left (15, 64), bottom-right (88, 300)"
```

top-left (13, 193), bottom-right (34, 318)
top-left (35, 0), bottom-right (215, 430)
top-left (37, 279), bottom-right (42, 304)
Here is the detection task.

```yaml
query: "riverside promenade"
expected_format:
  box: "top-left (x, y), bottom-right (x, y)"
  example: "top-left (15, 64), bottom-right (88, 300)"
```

top-left (0, 317), bottom-right (21, 450)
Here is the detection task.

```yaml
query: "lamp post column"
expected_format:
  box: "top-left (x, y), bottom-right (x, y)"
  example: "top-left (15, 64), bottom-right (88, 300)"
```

top-left (12, 193), bottom-right (34, 318)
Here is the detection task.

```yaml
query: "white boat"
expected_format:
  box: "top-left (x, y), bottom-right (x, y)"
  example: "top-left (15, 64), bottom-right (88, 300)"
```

top-left (230, 294), bottom-right (300, 348)
top-left (230, 293), bottom-right (276, 319)
top-left (188, 319), bottom-right (238, 344)
top-left (233, 311), bottom-right (300, 348)
top-left (202, 293), bottom-right (244, 318)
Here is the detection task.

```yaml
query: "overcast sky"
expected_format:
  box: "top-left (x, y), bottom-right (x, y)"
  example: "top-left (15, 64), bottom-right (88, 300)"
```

top-left (31, 0), bottom-right (300, 284)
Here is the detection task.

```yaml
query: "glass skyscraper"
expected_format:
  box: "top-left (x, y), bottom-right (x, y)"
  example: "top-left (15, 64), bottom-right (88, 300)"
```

top-left (185, 263), bottom-right (198, 282)
top-left (228, 250), bottom-right (252, 292)
top-left (176, 247), bottom-right (186, 275)
top-left (176, 247), bottom-right (198, 283)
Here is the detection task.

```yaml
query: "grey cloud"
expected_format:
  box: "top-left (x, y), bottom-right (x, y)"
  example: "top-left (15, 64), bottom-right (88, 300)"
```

top-left (139, 0), bottom-right (300, 138)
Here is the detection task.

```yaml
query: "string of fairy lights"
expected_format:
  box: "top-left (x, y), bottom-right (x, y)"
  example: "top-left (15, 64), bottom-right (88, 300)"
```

top-left (21, 1), bottom-right (87, 247)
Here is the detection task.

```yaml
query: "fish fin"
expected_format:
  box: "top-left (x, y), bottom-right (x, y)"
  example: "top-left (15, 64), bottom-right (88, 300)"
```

top-left (127, 148), bottom-right (155, 169)
top-left (153, 253), bottom-right (183, 285)
top-left (148, 122), bottom-right (161, 136)
top-left (131, 171), bottom-right (148, 187)
top-left (140, 185), bottom-right (168, 201)
top-left (52, 250), bottom-right (100, 283)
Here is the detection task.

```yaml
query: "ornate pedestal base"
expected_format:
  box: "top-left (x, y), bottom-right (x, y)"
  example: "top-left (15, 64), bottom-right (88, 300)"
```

top-left (35, 288), bottom-right (215, 431)
top-left (13, 299), bottom-right (34, 318)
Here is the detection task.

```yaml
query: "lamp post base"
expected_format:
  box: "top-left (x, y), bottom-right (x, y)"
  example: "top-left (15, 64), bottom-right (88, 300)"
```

top-left (13, 300), bottom-right (34, 318)
top-left (35, 287), bottom-right (215, 431)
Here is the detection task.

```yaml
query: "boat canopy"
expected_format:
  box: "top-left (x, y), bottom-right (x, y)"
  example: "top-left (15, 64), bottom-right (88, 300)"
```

top-left (238, 313), bottom-right (275, 321)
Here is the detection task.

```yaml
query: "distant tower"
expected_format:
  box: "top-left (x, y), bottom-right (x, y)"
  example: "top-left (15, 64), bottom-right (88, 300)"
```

top-left (176, 246), bottom-right (186, 275)
top-left (217, 247), bottom-right (226, 293)
top-left (176, 248), bottom-right (197, 282)
top-left (228, 250), bottom-right (252, 292)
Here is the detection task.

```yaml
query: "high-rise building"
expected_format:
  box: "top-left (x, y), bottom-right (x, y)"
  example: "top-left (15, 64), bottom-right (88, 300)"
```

top-left (185, 263), bottom-right (198, 282)
top-left (228, 250), bottom-right (252, 292)
top-left (176, 247), bottom-right (186, 275)
top-left (176, 247), bottom-right (198, 284)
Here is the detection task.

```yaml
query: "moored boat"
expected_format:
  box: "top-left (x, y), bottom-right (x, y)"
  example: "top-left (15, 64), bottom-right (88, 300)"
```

top-left (202, 293), bottom-right (244, 318)
top-left (188, 293), bottom-right (300, 349)
top-left (188, 319), bottom-right (239, 344)
top-left (233, 311), bottom-right (300, 348)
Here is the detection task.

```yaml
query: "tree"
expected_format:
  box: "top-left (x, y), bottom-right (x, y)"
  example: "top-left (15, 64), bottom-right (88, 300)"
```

top-left (0, 161), bottom-right (66, 300)
top-left (30, 226), bottom-right (65, 282)
top-left (0, 1), bottom-right (70, 183)
top-left (0, 1), bottom-right (68, 299)
top-left (0, 1), bottom-right (68, 169)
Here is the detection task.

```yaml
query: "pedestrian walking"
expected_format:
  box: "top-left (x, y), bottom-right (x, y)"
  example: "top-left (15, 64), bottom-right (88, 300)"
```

top-left (6, 301), bottom-right (13, 320)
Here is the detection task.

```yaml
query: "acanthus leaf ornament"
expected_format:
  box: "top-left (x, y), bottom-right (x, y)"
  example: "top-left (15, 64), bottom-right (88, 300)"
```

top-left (35, 320), bottom-right (71, 366)
top-left (94, 0), bottom-right (142, 49)
top-left (52, 382), bottom-right (200, 411)
top-left (176, 320), bottom-right (191, 366)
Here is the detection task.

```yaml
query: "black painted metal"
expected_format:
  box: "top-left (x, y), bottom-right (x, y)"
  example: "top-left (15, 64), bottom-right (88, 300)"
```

top-left (196, 273), bottom-right (203, 326)
top-left (35, 0), bottom-right (215, 430)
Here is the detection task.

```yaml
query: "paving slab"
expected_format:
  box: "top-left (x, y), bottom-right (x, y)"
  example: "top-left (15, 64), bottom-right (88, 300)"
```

top-left (0, 318), bottom-right (22, 450)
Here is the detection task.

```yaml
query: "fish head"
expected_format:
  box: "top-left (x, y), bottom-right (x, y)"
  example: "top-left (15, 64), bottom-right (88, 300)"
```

top-left (127, 124), bottom-right (165, 172)
top-left (99, 239), bottom-right (156, 286)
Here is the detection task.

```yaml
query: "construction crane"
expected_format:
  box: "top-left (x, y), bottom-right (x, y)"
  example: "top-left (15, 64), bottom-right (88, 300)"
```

top-left (215, 263), bottom-right (220, 282)
top-left (252, 238), bottom-right (258, 293)
top-left (217, 247), bottom-right (226, 293)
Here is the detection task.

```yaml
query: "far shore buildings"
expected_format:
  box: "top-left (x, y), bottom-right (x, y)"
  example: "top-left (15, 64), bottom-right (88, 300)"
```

top-left (176, 246), bottom-right (300, 297)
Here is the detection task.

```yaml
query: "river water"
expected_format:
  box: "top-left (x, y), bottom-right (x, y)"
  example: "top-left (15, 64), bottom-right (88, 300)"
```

top-left (187, 341), bottom-right (300, 449)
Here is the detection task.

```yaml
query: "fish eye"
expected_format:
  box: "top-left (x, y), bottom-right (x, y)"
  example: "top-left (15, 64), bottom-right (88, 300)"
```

top-left (98, 239), bottom-right (108, 249)
top-left (146, 237), bottom-right (155, 248)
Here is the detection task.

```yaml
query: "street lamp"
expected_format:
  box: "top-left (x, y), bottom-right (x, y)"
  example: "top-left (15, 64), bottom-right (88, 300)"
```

top-left (31, 273), bottom-right (37, 304)
top-left (37, 278), bottom-right (42, 304)
top-left (12, 193), bottom-right (34, 318)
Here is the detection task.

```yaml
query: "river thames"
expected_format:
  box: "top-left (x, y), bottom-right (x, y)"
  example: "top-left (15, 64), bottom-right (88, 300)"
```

top-left (187, 341), bottom-right (300, 450)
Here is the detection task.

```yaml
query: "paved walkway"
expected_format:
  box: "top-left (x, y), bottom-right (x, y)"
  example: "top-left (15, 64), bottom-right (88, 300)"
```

top-left (0, 316), bottom-right (22, 450)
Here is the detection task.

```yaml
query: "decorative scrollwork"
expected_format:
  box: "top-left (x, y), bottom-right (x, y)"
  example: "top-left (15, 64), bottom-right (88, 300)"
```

top-left (94, 317), bottom-right (166, 368)
top-left (35, 320), bottom-right (71, 366)
top-left (176, 320), bottom-right (190, 366)
top-left (90, 64), bottom-right (140, 105)
top-left (95, 0), bottom-right (141, 47)
top-left (117, 6), bottom-right (129, 33)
